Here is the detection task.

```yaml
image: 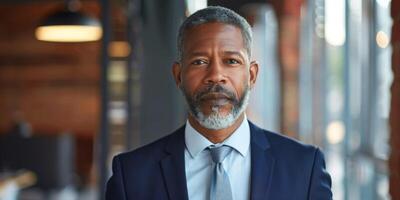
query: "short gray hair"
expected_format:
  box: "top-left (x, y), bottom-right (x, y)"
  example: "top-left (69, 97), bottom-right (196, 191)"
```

top-left (177, 6), bottom-right (252, 61)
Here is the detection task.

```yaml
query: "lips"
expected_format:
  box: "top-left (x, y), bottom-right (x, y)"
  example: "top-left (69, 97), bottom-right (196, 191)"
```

top-left (199, 92), bottom-right (231, 106)
top-left (200, 92), bottom-right (230, 100)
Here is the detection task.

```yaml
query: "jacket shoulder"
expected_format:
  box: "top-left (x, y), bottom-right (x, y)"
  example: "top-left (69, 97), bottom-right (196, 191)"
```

top-left (249, 123), bottom-right (332, 199)
top-left (250, 122), bottom-right (320, 157)
top-left (266, 130), bottom-right (317, 152)
top-left (115, 125), bottom-right (185, 164)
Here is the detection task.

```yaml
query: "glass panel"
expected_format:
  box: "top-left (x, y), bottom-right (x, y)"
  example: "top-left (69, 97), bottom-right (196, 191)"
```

top-left (372, 0), bottom-right (392, 160)
top-left (300, 0), bottom-right (392, 199)
top-left (247, 5), bottom-right (280, 132)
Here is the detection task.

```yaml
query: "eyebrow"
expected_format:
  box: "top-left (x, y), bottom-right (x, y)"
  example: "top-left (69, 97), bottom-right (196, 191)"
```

top-left (186, 51), bottom-right (245, 58)
top-left (186, 52), bottom-right (208, 57)
top-left (222, 51), bottom-right (245, 58)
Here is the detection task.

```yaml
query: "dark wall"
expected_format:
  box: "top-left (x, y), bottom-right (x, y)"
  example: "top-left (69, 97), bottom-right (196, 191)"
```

top-left (139, 0), bottom-right (186, 145)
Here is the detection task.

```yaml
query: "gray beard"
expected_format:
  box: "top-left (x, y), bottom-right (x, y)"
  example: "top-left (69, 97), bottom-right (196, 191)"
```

top-left (182, 85), bottom-right (250, 130)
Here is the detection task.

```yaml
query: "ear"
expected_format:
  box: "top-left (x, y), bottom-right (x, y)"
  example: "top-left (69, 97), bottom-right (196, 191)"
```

top-left (172, 62), bottom-right (182, 87)
top-left (249, 61), bottom-right (259, 89)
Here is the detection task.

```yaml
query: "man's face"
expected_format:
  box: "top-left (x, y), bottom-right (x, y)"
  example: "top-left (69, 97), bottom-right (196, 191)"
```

top-left (173, 22), bottom-right (258, 130)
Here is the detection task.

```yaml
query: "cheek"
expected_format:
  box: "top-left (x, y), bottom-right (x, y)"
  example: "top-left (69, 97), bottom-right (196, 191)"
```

top-left (229, 70), bottom-right (249, 94)
top-left (181, 71), bottom-right (203, 93)
top-left (183, 69), bottom-right (205, 83)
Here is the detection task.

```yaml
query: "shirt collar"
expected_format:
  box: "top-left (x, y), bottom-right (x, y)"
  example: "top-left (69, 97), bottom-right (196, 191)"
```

top-left (184, 115), bottom-right (250, 158)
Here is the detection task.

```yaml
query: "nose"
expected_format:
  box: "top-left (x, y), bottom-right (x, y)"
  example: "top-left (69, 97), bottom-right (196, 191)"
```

top-left (204, 60), bottom-right (227, 85)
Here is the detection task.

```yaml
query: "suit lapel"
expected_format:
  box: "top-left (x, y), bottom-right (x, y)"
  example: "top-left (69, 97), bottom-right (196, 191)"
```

top-left (249, 122), bottom-right (275, 200)
top-left (160, 126), bottom-right (189, 200)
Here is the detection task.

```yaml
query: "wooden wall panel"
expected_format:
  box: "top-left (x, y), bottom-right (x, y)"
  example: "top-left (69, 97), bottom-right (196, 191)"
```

top-left (389, 0), bottom-right (400, 197)
top-left (0, 86), bottom-right (99, 136)
top-left (0, 2), bottom-right (101, 137)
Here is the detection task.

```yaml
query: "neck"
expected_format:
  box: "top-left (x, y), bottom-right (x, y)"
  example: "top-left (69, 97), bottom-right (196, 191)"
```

top-left (188, 113), bottom-right (245, 144)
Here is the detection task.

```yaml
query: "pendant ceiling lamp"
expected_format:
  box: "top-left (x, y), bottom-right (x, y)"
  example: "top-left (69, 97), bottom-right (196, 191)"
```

top-left (35, 0), bottom-right (102, 42)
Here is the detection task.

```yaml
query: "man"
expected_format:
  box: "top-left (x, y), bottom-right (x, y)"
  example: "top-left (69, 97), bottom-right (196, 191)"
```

top-left (106, 6), bottom-right (332, 200)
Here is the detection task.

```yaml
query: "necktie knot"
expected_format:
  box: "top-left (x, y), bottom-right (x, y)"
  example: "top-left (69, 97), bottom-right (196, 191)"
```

top-left (209, 145), bottom-right (232, 164)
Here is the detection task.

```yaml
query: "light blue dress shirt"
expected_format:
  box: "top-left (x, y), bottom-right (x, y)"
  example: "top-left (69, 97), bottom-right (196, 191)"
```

top-left (184, 116), bottom-right (251, 200)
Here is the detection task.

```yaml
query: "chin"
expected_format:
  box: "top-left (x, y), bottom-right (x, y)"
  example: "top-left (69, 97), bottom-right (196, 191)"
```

top-left (194, 109), bottom-right (238, 130)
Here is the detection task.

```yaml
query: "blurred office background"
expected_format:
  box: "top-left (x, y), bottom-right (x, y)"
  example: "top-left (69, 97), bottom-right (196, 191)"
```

top-left (0, 0), bottom-right (398, 199)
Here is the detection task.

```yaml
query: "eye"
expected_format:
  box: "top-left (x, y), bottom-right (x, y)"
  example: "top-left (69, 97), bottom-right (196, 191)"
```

top-left (226, 59), bottom-right (240, 65)
top-left (191, 59), bottom-right (208, 65)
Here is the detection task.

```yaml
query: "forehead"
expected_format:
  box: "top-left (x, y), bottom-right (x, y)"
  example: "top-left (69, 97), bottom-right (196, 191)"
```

top-left (182, 22), bottom-right (246, 55)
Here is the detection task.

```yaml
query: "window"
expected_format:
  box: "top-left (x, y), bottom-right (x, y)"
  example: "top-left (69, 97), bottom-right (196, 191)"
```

top-left (299, 0), bottom-right (392, 199)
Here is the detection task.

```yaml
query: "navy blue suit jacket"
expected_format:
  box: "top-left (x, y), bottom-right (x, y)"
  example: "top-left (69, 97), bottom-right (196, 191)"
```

top-left (106, 121), bottom-right (332, 200)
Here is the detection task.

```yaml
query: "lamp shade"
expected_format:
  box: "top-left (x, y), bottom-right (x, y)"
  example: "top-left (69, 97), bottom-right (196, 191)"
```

top-left (35, 10), bottom-right (102, 42)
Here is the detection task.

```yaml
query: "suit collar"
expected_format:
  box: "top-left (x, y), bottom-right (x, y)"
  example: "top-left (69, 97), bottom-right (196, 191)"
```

top-left (249, 121), bottom-right (275, 200)
top-left (249, 121), bottom-right (271, 150)
top-left (160, 121), bottom-right (275, 200)
top-left (160, 125), bottom-right (189, 200)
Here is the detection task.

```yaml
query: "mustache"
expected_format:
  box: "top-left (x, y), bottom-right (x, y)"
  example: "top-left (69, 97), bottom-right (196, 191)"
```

top-left (194, 85), bottom-right (237, 102)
